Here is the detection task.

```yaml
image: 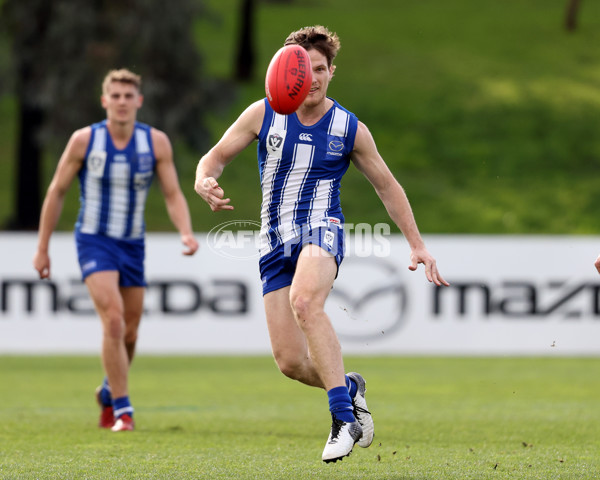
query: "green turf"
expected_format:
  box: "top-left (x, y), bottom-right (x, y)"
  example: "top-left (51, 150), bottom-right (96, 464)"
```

top-left (1, 355), bottom-right (598, 479)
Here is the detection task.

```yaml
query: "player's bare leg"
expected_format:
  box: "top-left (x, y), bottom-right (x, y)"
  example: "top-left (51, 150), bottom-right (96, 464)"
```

top-left (264, 287), bottom-right (324, 388)
top-left (112, 287), bottom-right (143, 431)
top-left (290, 244), bottom-right (362, 462)
top-left (120, 286), bottom-right (144, 362)
top-left (85, 271), bottom-right (134, 430)
top-left (288, 245), bottom-right (346, 391)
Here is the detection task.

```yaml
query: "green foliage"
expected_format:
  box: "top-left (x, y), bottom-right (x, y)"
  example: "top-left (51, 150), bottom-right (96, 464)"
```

top-left (1, 355), bottom-right (599, 479)
top-left (1, 0), bottom-right (600, 233)
top-left (187, 0), bottom-right (600, 233)
top-left (0, 0), bottom-right (236, 229)
top-left (1, 0), bottom-right (227, 150)
top-left (0, 96), bottom-right (16, 224)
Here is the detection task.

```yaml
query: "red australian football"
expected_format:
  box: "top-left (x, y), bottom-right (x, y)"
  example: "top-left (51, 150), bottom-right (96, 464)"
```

top-left (265, 45), bottom-right (313, 115)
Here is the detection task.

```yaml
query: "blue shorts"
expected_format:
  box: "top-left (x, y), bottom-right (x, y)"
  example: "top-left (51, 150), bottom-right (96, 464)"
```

top-left (75, 232), bottom-right (146, 287)
top-left (259, 226), bottom-right (344, 296)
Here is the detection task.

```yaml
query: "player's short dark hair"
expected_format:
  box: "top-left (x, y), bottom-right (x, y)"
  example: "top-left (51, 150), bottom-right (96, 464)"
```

top-left (284, 25), bottom-right (341, 67)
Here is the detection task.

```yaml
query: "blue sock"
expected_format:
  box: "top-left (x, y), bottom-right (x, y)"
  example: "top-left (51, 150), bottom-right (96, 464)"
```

top-left (113, 396), bottom-right (134, 419)
top-left (345, 375), bottom-right (358, 399)
top-left (327, 386), bottom-right (355, 423)
top-left (99, 377), bottom-right (112, 407)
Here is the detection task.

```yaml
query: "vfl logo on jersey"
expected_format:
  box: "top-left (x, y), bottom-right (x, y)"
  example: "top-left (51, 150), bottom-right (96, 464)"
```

top-left (298, 133), bottom-right (312, 142)
top-left (267, 129), bottom-right (286, 157)
top-left (269, 133), bottom-right (283, 148)
top-left (327, 139), bottom-right (344, 157)
top-left (87, 151), bottom-right (107, 177)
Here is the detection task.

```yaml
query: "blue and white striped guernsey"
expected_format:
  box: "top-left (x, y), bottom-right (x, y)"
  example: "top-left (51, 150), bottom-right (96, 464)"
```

top-left (257, 98), bottom-right (358, 257)
top-left (76, 120), bottom-right (156, 240)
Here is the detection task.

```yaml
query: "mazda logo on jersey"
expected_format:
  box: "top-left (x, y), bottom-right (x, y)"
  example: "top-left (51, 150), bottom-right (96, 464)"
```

top-left (138, 154), bottom-right (153, 172)
top-left (329, 140), bottom-right (344, 152)
top-left (326, 257), bottom-right (408, 341)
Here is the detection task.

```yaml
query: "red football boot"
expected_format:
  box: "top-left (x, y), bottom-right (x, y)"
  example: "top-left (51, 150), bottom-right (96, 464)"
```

top-left (95, 386), bottom-right (114, 429)
top-left (111, 413), bottom-right (135, 432)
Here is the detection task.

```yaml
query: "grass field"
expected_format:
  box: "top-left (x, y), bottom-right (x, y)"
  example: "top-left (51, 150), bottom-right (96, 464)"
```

top-left (1, 355), bottom-right (599, 479)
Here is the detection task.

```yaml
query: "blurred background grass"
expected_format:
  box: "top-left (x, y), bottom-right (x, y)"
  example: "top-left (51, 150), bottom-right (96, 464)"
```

top-left (1, 0), bottom-right (599, 233)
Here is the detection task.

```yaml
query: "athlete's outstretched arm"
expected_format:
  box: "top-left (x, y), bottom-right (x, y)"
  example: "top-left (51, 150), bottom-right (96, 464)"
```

top-left (350, 121), bottom-right (449, 287)
top-left (194, 100), bottom-right (265, 211)
top-left (33, 128), bottom-right (89, 278)
top-left (153, 129), bottom-right (199, 256)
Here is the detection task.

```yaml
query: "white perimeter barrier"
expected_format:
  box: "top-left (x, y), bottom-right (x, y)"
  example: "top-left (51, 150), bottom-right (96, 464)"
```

top-left (1, 232), bottom-right (600, 355)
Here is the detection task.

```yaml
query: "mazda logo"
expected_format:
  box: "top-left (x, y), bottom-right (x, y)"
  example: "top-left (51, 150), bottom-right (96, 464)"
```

top-left (326, 257), bottom-right (408, 342)
top-left (329, 140), bottom-right (344, 152)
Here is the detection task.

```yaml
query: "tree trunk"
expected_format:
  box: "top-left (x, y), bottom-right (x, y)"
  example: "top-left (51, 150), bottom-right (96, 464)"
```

top-left (8, 100), bottom-right (44, 230)
top-left (3, 0), bottom-right (52, 230)
top-left (565, 0), bottom-right (581, 32)
top-left (235, 0), bottom-right (255, 81)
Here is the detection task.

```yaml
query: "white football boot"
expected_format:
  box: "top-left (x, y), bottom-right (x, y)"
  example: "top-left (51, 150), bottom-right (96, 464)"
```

top-left (321, 415), bottom-right (362, 463)
top-left (347, 372), bottom-right (374, 448)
